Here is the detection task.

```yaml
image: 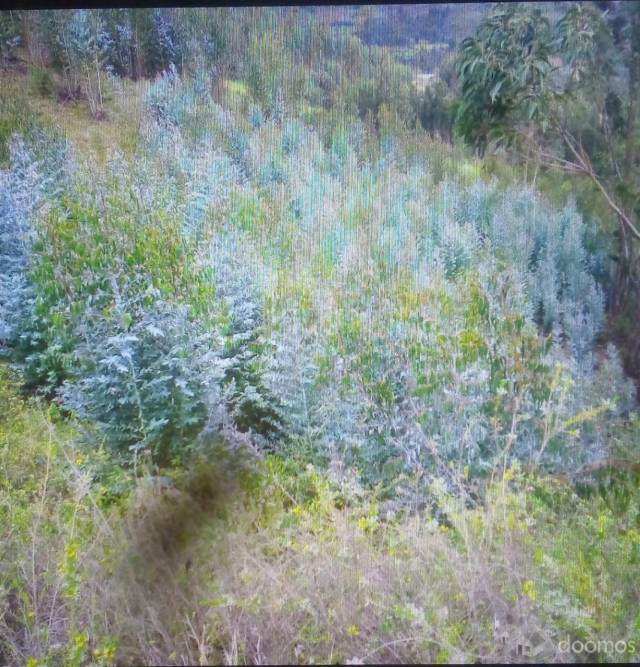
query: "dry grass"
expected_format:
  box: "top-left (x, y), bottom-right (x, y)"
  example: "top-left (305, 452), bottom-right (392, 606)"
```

top-left (60, 461), bottom-right (566, 665)
top-left (1, 369), bottom-right (637, 665)
top-left (0, 67), bottom-right (146, 166)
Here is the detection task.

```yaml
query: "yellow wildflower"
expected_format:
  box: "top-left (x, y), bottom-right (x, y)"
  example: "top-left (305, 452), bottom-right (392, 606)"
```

top-left (522, 579), bottom-right (537, 602)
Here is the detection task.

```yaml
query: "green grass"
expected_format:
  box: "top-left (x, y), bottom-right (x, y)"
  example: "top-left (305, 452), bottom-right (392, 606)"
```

top-left (2, 52), bottom-right (639, 665)
top-left (1, 365), bottom-right (639, 664)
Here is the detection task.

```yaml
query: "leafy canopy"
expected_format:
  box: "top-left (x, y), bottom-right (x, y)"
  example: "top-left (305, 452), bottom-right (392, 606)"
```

top-left (455, 3), bottom-right (555, 153)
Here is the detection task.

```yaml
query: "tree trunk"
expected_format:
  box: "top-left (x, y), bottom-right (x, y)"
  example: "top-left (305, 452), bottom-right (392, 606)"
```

top-left (623, 10), bottom-right (639, 181)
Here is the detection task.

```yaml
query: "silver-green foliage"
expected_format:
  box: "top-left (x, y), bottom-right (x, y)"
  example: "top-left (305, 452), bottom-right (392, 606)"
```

top-left (8, 67), bottom-right (634, 493)
top-left (0, 135), bottom-right (68, 348)
top-left (258, 135), bottom-right (630, 489)
top-left (60, 281), bottom-right (223, 464)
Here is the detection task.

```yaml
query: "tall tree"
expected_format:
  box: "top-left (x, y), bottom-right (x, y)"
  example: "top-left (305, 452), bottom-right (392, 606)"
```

top-left (0, 11), bottom-right (21, 67)
top-left (455, 2), bottom-right (640, 373)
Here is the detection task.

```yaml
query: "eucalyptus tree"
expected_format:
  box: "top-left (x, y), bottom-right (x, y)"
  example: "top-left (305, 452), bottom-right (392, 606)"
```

top-left (455, 2), bottom-right (640, 344)
top-left (0, 11), bottom-right (20, 67)
top-left (53, 9), bottom-right (112, 115)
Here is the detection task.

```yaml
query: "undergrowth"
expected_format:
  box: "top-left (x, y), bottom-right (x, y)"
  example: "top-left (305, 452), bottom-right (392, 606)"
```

top-left (1, 369), bottom-right (639, 665)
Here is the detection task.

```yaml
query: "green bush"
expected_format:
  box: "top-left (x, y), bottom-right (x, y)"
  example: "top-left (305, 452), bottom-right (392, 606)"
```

top-left (29, 66), bottom-right (54, 97)
top-left (0, 91), bottom-right (39, 165)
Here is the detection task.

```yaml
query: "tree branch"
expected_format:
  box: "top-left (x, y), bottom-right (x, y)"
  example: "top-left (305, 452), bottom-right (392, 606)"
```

top-left (516, 124), bottom-right (640, 242)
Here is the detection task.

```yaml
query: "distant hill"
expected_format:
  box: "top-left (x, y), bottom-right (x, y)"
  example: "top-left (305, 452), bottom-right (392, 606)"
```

top-left (357, 4), bottom-right (488, 48)
top-left (307, 3), bottom-right (569, 50)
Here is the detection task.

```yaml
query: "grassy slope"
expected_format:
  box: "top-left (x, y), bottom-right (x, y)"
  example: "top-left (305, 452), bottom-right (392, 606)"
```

top-left (2, 353), bottom-right (640, 665)
top-left (0, 70), bottom-right (147, 167)
top-left (1, 65), bottom-right (640, 665)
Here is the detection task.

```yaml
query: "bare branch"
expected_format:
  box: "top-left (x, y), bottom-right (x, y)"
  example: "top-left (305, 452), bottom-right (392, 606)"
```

top-left (520, 122), bottom-right (640, 242)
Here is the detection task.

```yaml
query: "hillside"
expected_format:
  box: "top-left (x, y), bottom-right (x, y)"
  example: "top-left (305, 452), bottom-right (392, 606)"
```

top-left (1, 5), bottom-right (640, 666)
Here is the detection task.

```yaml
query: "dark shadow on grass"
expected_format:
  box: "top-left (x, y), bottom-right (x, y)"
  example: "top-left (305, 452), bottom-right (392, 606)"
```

top-left (101, 435), bottom-right (261, 664)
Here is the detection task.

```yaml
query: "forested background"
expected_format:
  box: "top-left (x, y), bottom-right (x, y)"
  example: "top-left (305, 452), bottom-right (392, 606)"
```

top-left (1, 3), bottom-right (639, 665)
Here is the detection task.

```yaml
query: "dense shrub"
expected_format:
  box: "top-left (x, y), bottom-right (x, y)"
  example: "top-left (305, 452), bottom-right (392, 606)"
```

top-left (60, 287), bottom-right (221, 465)
top-left (0, 135), bottom-right (69, 358)
top-left (1, 11), bottom-right (639, 666)
top-left (0, 139), bottom-right (39, 348)
top-left (1, 62), bottom-right (636, 499)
